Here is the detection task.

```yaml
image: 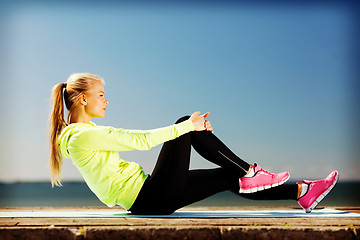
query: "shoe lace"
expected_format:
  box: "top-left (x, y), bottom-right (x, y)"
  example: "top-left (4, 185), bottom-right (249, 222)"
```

top-left (260, 168), bottom-right (272, 175)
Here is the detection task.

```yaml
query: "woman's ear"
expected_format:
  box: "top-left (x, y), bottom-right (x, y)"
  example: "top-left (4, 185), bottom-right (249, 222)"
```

top-left (79, 94), bottom-right (87, 106)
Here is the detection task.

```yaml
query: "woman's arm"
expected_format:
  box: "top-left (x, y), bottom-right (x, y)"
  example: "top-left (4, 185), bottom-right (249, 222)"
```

top-left (69, 111), bottom-right (212, 152)
top-left (69, 118), bottom-right (195, 152)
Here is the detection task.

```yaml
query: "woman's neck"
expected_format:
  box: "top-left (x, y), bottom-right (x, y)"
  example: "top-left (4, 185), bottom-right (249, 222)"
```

top-left (70, 109), bottom-right (92, 124)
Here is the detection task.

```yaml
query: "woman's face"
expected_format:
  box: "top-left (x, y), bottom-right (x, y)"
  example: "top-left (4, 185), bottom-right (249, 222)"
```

top-left (83, 81), bottom-right (109, 119)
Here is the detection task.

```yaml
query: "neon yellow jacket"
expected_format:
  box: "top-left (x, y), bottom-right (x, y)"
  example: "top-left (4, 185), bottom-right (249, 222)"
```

top-left (58, 119), bottom-right (195, 210)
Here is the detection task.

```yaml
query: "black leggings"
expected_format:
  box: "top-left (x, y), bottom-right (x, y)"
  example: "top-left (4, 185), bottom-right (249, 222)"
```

top-left (129, 116), bottom-right (298, 214)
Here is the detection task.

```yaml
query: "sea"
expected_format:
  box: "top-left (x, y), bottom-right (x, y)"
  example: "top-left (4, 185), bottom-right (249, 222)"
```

top-left (0, 181), bottom-right (359, 207)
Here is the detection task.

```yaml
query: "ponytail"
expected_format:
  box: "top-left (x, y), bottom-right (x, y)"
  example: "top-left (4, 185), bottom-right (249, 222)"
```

top-left (49, 82), bottom-right (67, 187)
top-left (48, 73), bottom-right (105, 187)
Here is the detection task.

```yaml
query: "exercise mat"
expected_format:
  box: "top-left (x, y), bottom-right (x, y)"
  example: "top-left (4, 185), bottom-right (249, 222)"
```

top-left (1, 208), bottom-right (359, 218)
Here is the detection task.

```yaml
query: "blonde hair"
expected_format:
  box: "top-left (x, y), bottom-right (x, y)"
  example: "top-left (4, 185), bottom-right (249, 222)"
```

top-left (49, 73), bottom-right (104, 187)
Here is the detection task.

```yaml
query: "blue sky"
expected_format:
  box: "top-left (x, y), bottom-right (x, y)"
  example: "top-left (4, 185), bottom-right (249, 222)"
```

top-left (0, 1), bottom-right (358, 182)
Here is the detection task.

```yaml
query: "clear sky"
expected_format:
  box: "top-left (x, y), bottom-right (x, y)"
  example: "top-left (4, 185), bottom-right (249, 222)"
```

top-left (0, 1), bottom-right (359, 183)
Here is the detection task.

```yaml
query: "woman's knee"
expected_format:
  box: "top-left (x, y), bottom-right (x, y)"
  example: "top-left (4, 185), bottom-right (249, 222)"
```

top-left (175, 116), bottom-right (190, 124)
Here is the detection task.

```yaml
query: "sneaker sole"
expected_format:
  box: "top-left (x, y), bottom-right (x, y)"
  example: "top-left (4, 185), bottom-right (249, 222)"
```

top-left (239, 174), bottom-right (290, 194)
top-left (304, 171), bottom-right (339, 213)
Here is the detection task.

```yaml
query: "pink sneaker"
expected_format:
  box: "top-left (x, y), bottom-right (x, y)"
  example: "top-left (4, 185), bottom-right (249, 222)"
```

top-left (297, 171), bottom-right (338, 213)
top-left (239, 163), bottom-right (290, 193)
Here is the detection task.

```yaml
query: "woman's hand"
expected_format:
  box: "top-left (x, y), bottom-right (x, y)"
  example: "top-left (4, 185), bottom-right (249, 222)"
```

top-left (189, 111), bottom-right (213, 133)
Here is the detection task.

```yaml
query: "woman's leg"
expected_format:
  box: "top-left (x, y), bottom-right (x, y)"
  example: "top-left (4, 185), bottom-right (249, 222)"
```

top-left (159, 170), bottom-right (299, 211)
top-left (130, 167), bottom-right (239, 214)
top-left (240, 184), bottom-right (298, 200)
top-left (191, 130), bottom-right (250, 176)
top-left (148, 116), bottom-right (250, 190)
top-left (150, 116), bottom-right (289, 195)
top-left (130, 116), bottom-right (250, 214)
top-left (130, 167), bottom-right (299, 214)
top-left (130, 116), bottom-right (296, 214)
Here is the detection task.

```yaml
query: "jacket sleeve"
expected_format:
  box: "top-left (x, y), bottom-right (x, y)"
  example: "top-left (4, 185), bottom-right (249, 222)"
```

top-left (69, 119), bottom-right (195, 152)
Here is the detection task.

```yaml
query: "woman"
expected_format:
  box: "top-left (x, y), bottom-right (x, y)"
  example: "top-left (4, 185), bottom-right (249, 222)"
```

top-left (49, 73), bottom-right (338, 214)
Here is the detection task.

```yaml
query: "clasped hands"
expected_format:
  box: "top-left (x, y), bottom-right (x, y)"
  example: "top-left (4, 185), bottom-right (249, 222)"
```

top-left (189, 111), bottom-right (213, 133)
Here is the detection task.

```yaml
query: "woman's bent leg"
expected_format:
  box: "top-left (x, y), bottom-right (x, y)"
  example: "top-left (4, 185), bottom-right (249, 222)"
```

top-left (148, 116), bottom-right (251, 191)
top-left (130, 115), bottom-right (248, 214)
top-left (129, 116), bottom-right (294, 214)
top-left (147, 117), bottom-right (193, 192)
top-left (191, 130), bottom-right (250, 176)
